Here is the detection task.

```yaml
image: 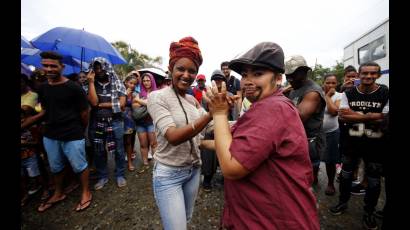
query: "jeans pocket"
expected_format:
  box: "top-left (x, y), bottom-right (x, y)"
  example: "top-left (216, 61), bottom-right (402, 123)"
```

top-left (154, 163), bottom-right (179, 178)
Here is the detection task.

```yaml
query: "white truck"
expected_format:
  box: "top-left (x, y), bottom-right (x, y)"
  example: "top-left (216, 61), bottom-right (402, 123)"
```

top-left (343, 18), bottom-right (389, 87)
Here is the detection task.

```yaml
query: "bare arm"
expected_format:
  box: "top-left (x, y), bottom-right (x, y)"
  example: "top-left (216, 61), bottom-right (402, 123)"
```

top-left (21, 110), bottom-right (45, 129)
top-left (165, 113), bottom-right (213, 146)
top-left (205, 82), bottom-right (250, 180)
top-left (200, 140), bottom-right (215, 151)
top-left (325, 89), bottom-right (340, 116)
top-left (213, 114), bottom-right (250, 180)
top-left (134, 97), bottom-right (148, 106)
top-left (297, 91), bottom-right (322, 123)
top-left (119, 95), bottom-right (126, 111)
top-left (87, 71), bottom-right (98, 107)
top-left (339, 109), bottom-right (384, 123)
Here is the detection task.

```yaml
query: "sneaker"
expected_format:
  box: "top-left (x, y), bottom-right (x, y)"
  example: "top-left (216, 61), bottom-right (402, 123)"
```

top-left (352, 179), bottom-right (361, 185)
top-left (363, 212), bottom-right (378, 229)
top-left (116, 177), bottom-right (127, 188)
top-left (28, 185), bottom-right (42, 195)
top-left (94, 178), bottom-right (109, 190)
top-left (374, 210), bottom-right (383, 219)
top-left (351, 184), bottom-right (366, 195)
top-left (329, 202), bottom-right (348, 215)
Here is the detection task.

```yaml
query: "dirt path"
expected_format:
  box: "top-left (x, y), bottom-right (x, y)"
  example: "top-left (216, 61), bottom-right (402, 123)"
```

top-left (21, 159), bottom-right (385, 230)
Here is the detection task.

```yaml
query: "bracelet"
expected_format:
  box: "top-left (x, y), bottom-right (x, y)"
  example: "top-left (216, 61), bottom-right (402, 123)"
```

top-left (191, 123), bottom-right (196, 131)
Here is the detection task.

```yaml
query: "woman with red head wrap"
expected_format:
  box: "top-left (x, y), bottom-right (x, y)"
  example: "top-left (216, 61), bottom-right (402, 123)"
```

top-left (147, 36), bottom-right (213, 230)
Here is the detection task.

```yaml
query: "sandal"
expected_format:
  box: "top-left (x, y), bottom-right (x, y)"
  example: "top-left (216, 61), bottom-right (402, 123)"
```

top-left (37, 195), bottom-right (67, 212)
top-left (75, 194), bottom-right (92, 212)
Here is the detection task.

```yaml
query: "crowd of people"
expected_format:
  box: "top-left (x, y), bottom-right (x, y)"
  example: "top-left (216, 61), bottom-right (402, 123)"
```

top-left (21, 36), bottom-right (389, 229)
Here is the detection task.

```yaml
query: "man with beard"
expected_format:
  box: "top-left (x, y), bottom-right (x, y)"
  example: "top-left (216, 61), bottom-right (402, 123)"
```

top-left (202, 42), bottom-right (319, 229)
top-left (329, 62), bottom-right (389, 230)
top-left (284, 55), bottom-right (326, 187)
top-left (86, 57), bottom-right (127, 190)
top-left (21, 51), bottom-right (92, 212)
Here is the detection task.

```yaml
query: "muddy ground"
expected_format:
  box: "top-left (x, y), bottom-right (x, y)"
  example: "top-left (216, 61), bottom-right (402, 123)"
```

top-left (21, 145), bottom-right (385, 230)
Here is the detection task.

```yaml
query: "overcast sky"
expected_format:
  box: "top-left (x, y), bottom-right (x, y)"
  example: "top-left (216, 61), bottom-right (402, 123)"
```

top-left (22, 0), bottom-right (388, 81)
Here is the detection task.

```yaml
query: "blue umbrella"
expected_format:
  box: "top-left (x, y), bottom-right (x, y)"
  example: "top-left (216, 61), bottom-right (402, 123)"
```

top-left (21, 63), bottom-right (32, 76)
top-left (31, 27), bottom-right (126, 70)
top-left (21, 48), bottom-right (87, 75)
top-left (21, 35), bottom-right (33, 48)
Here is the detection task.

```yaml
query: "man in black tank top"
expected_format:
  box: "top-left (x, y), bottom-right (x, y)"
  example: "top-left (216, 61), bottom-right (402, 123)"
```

top-left (285, 55), bottom-right (326, 187)
top-left (329, 62), bottom-right (389, 230)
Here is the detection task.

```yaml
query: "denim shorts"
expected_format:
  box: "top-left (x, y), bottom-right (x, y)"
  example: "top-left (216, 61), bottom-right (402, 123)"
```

top-left (21, 155), bottom-right (40, 177)
top-left (136, 123), bottom-right (154, 133)
top-left (43, 137), bottom-right (88, 174)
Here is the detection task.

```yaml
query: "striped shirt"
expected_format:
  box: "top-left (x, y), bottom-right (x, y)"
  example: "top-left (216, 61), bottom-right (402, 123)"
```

top-left (147, 87), bottom-right (210, 166)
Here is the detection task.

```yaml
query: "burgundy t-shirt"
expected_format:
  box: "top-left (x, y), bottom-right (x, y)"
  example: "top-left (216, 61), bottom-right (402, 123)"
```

top-left (222, 90), bottom-right (319, 230)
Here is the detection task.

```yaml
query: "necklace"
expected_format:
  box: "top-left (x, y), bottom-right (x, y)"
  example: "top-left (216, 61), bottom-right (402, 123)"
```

top-left (97, 81), bottom-right (110, 95)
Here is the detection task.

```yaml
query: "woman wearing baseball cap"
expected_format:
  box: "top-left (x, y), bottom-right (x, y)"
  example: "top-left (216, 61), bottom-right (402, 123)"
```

top-left (203, 42), bottom-right (319, 229)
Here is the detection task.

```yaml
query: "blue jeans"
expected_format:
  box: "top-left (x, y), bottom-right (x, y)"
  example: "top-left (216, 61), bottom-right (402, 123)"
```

top-left (43, 137), bottom-right (88, 174)
top-left (21, 154), bottom-right (41, 177)
top-left (152, 161), bottom-right (201, 230)
top-left (89, 119), bottom-right (125, 180)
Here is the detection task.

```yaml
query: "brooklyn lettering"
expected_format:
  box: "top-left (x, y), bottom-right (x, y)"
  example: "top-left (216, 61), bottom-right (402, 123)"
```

top-left (350, 101), bottom-right (381, 108)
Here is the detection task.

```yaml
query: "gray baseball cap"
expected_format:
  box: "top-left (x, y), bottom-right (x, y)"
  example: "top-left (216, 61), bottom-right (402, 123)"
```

top-left (229, 42), bottom-right (285, 74)
top-left (284, 55), bottom-right (312, 75)
top-left (210, 69), bottom-right (226, 81)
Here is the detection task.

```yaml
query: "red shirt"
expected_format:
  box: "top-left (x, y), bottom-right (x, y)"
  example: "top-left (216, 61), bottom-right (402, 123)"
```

top-left (192, 86), bottom-right (206, 104)
top-left (222, 90), bottom-right (319, 230)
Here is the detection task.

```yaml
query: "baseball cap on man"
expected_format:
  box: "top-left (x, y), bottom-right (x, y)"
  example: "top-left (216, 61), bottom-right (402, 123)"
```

top-left (229, 42), bottom-right (285, 74)
top-left (210, 69), bottom-right (226, 81)
top-left (196, 74), bottom-right (206, 81)
top-left (284, 55), bottom-right (312, 75)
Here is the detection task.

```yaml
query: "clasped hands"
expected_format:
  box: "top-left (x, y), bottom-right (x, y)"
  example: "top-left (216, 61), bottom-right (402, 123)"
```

top-left (203, 81), bottom-right (240, 116)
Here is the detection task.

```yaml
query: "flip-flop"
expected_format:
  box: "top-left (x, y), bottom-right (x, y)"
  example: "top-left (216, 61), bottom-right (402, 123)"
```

top-left (128, 165), bottom-right (135, 172)
top-left (37, 195), bottom-right (67, 213)
top-left (75, 194), bottom-right (92, 212)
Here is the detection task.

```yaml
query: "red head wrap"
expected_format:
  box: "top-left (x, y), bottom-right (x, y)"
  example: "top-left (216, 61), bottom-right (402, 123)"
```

top-left (169, 36), bottom-right (203, 71)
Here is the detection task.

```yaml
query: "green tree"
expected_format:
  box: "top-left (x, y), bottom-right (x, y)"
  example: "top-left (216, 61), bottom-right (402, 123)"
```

top-left (111, 41), bottom-right (163, 79)
top-left (310, 60), bottom-right (344, 85)
top-left (332, 61), bottom-right (345, 84)
top-left (310, 64), bottom-right (330, 85)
